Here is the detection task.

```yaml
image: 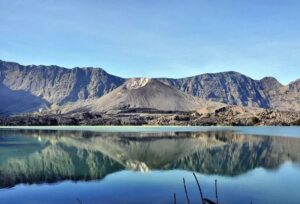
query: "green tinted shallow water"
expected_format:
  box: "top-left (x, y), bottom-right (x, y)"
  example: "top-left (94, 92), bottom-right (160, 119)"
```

top-left (1, 126), bottom-right (300, 137)
top-left (0, 127), bottom-right (299, 204)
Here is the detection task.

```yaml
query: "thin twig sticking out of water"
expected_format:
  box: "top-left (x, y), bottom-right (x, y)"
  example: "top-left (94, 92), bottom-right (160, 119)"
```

top-left (193, 172), bottom-right (204, 204)
top-left (174, 193), bottom-right (177, 204)
top-left (215, 179), bottom-right (219, 204)
top-left (183, 178), bottom-right (191, 204)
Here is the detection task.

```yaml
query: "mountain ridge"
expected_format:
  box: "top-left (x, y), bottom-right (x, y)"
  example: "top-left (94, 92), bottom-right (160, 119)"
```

top-left (0, 60), bottom-right (125, 106)
top-left (0, 59), bottom-right (299, 115)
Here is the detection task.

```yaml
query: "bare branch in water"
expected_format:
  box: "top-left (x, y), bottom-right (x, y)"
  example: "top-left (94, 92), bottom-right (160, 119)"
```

top-left (215, 179), bottom-right (219, 204)
top-left (193, 172), bottom-right (204, 204)
top-left (183, 178), bottom-right (190, 204)
top-left (174, 193), bottom-right (177, 204)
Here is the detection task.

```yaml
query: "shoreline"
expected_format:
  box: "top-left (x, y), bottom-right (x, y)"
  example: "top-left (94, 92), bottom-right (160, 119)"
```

top-left (1, 125), bottom-right (299, 138)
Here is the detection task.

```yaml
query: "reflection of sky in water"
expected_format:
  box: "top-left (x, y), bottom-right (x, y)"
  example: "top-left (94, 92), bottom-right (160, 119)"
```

top-left (0, 127), bottom-right (300, 204)
top-left (1, 162), bottom-right (300, 204)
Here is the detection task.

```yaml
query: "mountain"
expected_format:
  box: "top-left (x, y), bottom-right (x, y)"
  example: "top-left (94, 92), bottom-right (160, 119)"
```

top-left (61, 78), bottom-right (224, 113)
top-left (160, 72), bottom-right (270, 108)
top-left (0, 60), bottom-right (125, 105)
top-left (160, 72), bottom-right (300, 111)
top-left (0, 82), bottom-right (48, 115)
top-left (260, 78), bottom-right (300, 111)
top-left (0, 60), bottom-right (299, 115)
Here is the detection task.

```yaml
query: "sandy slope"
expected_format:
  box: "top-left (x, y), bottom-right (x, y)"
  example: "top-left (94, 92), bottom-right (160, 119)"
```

top-left (61, 78), bottom-right (225, 113)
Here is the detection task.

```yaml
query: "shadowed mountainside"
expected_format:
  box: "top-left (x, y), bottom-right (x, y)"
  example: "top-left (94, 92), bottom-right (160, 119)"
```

top-left (0, 60), bottom-right (125, 106)
top-left (0, 82), bottom-right (49, 115)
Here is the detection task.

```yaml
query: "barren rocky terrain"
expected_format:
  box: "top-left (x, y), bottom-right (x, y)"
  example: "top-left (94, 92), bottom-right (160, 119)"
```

top-left (0, 60), bottom-right (299, 125)
top-left (60, 78), bottom-right (224, 114)
top-left (1, 106), bottom-right (299, 126)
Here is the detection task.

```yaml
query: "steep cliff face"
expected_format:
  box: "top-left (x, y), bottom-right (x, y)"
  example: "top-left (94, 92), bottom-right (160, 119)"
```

top-left (160, 72), bottom-right (300, 111)
top-left (160, 72), bottom-right (270, 108)
top-left (289, 79), bottom-right (300, 92)
top-left (0, 60), bottom-right (299, 114)
top-left (260, 78), bottom-right (300, 111)
top-left (259, 77), bottom-right (283, 92)
top-left (0, 60), bottom-right (125, 105)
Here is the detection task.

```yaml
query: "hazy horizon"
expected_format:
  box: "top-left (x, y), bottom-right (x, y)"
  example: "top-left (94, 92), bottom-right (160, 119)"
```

top-left (1, 0), bottom-right (300, 84)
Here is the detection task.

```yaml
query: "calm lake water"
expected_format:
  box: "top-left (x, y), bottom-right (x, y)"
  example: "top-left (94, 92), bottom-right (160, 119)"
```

top-left (0, 127), bottom-right (299, 204)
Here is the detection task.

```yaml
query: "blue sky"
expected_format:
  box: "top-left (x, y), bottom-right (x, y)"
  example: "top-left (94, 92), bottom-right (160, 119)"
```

top-left (1, 0), bottom-right (300, 84)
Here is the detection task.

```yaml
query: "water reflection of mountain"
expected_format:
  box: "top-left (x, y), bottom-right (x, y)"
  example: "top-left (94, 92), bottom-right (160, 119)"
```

top-left (0, 129), bottom-right (300, 188)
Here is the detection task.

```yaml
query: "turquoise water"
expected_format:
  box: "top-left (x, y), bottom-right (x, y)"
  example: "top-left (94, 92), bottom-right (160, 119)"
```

top-left (1, 126), bottom-right (300, 137)
top-left (0, 127), bottom-right (299, 204)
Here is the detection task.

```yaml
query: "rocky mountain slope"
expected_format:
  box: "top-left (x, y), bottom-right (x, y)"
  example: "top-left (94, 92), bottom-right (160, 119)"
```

top-left (160, 72), bottom-right (300, 111)
top-left (0, 82), bottom-right (48, 115)
top-left (0, 60), bottom-right (125, 106)
top-left (0, 60), bottom-right (299, 115)
top-left (60, 78), bottom-right (224, 113)
top-left (260, 78), bottom-right (300, 111)
top-left (160, 71), bottom-right (270, 108)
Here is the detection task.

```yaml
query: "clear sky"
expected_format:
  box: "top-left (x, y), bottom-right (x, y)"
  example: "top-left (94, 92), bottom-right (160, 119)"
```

top-left (1, 0), bottom-right (300, 84)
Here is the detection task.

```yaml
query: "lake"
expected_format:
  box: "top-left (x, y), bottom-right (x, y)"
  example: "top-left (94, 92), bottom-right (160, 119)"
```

top-left (0, 126), bottom-right (299, 204)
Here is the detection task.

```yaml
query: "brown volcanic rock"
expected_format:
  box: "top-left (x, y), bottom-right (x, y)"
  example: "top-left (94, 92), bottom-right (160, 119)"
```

top-left (0, 106), bottom-right (299, 126)
top-left (61, 78), bottom-right (225, 113)
top-left (194, 106), bottom-right (300, 126)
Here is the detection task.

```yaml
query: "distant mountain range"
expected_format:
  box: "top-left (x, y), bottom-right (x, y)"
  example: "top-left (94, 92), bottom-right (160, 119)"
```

top-left (0, 59), bottom-right (299, 115)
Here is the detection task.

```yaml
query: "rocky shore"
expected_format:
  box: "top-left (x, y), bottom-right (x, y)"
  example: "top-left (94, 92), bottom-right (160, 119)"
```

top-left (1, 106), bottom-right (299, 126)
